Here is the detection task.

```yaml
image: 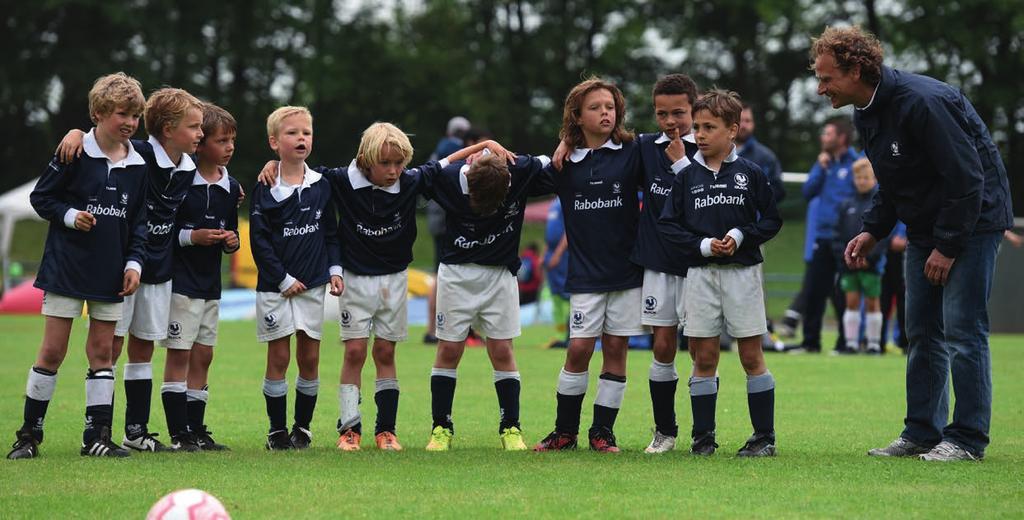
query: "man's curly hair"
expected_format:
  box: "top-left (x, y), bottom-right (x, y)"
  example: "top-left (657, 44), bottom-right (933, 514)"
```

top-left (810, 26), bottom-right (884, 86)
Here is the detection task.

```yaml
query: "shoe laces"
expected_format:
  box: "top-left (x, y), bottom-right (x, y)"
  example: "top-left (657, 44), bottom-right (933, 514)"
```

top-left (931, 441), bottom-right (959, 456)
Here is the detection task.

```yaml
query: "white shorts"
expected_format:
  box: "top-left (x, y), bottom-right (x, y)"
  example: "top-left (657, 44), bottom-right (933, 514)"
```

top-left (435, 263), bottom-right (520, 342)
top-left (684, 263), bottom-right (768, 338)
top-left (41, 292), bottom-right (122, 322)
top-left (338, 270), bottom-right (408, 342)
top-left (641, 270), bottom-right (686, 327)
top-left (256, 285), bottom-right (326, 342)
top-left (162, 293), bottom-right (219, 350)
top-left (569, 287), bottom-right (648, 338)
top-left (115, 281), bottom-right (172, 340)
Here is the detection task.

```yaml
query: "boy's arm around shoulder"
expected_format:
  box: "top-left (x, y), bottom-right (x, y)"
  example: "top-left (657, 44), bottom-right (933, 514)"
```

top-left (519, 154), bottom-right (556, 197)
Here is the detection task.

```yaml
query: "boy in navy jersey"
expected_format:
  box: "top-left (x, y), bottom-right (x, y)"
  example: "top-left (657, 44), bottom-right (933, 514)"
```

top-left (8, 73), bottom-right (148, 459)
top-left (418, 151), bottom-right (554, 452)
top-left (159, 103), bottom-right (241, 451)
top-left (659, 90), bottom-right (782, 457)
top-left (534, 78), bottom-right (647, 453)
top-left (56, 87), bottom-right (207, 452)
top-left (250, 106), bottom-right (344, 450)
top-left (256, 123), bottom-right (513, 452)
top-left (633, 74), bottom-right (700, 453)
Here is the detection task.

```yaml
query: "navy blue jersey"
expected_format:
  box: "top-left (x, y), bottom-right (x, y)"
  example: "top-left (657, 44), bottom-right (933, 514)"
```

top-left (659, 148), bottom-right (782, 267)
top-left (418, 155), bottom-right (555, 274)
top-left (171, 169), bottom-right (241, 299)
top-left (316, 159), bottom-right (431, 276)
top-left (133, 136), bottom-right (198, 285)
top-left (32, 130), bottom-right (149, 302)
top-left (249, 166), bottom-right (341, 293)
top-left (631, 132), bottom-right (698, 277)
top-left (556, 139), bottom-right (643, 293)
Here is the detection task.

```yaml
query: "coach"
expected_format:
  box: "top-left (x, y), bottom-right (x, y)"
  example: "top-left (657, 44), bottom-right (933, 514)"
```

top-left (811, 26), bottom-right (1013, 461)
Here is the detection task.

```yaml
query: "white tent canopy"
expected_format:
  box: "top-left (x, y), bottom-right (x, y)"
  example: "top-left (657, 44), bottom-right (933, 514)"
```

top-left (0, 178), bottom-right (43, 290)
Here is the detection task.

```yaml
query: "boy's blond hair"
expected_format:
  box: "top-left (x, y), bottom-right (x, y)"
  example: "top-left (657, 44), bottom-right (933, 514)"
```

top-left (356, 122), bottom-right (414, 171)
top-left (88, 72), bottom-right (145, 124)
top-left (266, 106), bottom-right (312, 138)
top-left (144, 88), bottom-right (203, 139)
top-left (852, 157), bottom-right (874, 177)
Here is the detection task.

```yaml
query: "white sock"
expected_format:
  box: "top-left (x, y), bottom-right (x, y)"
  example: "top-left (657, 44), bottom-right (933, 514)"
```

top-left (843, 310), bottom-right (860, 349)
top-left (337, 384), bottom-right (361, 431)
top-left (866, 311), bottom-right (883, 350)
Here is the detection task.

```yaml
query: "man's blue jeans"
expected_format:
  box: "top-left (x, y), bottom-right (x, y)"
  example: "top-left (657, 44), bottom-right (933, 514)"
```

top-left (901, 231), bottom-right (1001, 456)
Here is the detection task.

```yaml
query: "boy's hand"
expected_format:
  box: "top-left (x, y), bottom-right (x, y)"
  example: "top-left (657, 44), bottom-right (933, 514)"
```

top-left (56, 129), bottom-right (86, 163)
top-left (483, 140), bottom-right (517, 164)
top-left (551, 140), bottom-right (570, 171)
top-left (223, 231), bottom-right (240, 251)
top-left (191, 228), bottom-right (229, 246)
top-left (282, 280), bottom-right (307, 298)
top-left (817, 151), bottom-right (830, 169)
top-left (719, 235), bottom-right (737, 256)
top-left (844, 232), bottom-right (877, 270)
top-left (889, 234), bottom-right (907, 253)
top-left (237, 185), bottom-right (246, 207)
top-left (120, 269), bottom-right (140, 296)
top-left (75, 211), bottom-right (97, 232)
top-left (709, 238), bottom-right (727, 257)
top-left (329, 275), bottom-right (345, 296)
top-left (665, 128), bottom-right (686, 163)
top-left (257, 161), bottom-right (279, 185)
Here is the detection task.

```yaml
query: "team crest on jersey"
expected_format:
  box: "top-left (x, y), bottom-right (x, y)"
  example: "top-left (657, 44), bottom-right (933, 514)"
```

top-left (612, 181), bottom-right (622, 194)
top-left (393, 211), bottom-right (402, 222)
top-left (219, 219), bottom-right (226, 229)
top-left (340, 310), bottom-right (351, 326)
top-left (436, 312), bottom-right (446, 329)
top-left (734, 172), bottom-right (749, 190)
top-left (121, 192), bottom-right (129, 205)
top-left (837, 167), bottom-right (849, 179)
top-left (890, 141), bottom-right (901, 157)
top-left (644, 296), bottom-right (658, 313)
top-left (315, 209), bottom-right (322, 220)
top-left (264, 312), bottom-right (278, 329)
top-left (504, 202), bottom-right (520, 220)
top-left (571, 311), bottom-right (585, 328)
top-left (167, 321), bottom-right (182, 338)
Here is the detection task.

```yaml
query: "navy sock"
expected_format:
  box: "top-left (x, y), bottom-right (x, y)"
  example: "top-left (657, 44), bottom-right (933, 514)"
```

top-left (649, 379), bottom-right (679, 437)
top-left (430, 370), bottom-right (457, 430)
top-left (494, 377), bottom-right (521, 431)
top-left (374, 389), bottom-right (399, 435)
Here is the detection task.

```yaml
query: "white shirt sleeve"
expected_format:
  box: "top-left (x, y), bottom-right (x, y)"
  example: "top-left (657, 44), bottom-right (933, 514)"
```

top-left (329, 265), bottom-right (344, 278)
top-left (178, 229), bottom-right (193, 247)
top-left (63, 208), bottom-right (80, 229)
top-left (670, 156), bottom-right (691, 174)
top-left (124, 261), bottom-right (142, 274)
top-left (438, 158), bottom-right (450, 168)
top-left (278, 274), bottom-right (298, 293)
top-left (726, 228), bottom-right (745, 249)
top-left (700, 238), bottom-right (714, 258)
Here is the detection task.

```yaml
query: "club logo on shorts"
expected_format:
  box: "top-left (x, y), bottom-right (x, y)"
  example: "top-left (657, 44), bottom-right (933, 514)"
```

top-left (264, 312), bottom-right (278, 329)
top-left (890, 141), bottom-right (901, 157)
top-left (436, 312), bottom-right (446, 330)
top-left (612, 181), bottom-right (622, 194)
top-left (121, 192), bottom-right (129, 205)
top-left (571, 310), bottom-right (585, 328)
top-left (167, 321), bottom-right (182, 338)
top-left (644, 296), bottom-right (658, 314)
top-left (734, 172), bottom-right (749, 190)
top-left (340, 310), bottom-right (351, 327)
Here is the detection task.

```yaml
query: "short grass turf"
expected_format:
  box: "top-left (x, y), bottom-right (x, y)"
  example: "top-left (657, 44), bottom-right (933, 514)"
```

top-left (0, 315), bottom-right (1021, 518)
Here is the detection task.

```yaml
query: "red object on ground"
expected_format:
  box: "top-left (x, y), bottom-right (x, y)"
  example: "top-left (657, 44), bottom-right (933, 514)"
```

top-left (0, 278), bottom-right (43, 314)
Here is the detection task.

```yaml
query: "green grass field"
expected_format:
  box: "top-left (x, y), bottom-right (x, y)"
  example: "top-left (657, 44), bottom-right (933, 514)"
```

top-left (0, 316), bottom-right (1021, 518)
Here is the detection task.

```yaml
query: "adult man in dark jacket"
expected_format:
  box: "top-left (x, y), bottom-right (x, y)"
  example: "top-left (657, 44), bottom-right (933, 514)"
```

top-left (812, 26), bottom-right (1013, 461)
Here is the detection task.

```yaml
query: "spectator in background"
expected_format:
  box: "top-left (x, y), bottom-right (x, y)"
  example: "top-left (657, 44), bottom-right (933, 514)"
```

top-left (880, 220), bottom-right (908, 353)
top-left (517, 242), bottom-right (542, 306)
top-left (834, 158), bottom-right (888, 354)
top-left (737, 104), bottom-right (785, 203)
top-left (543, 198), bottom-right (570, 349)
top-left (424, 117), bottom-right (472, 344)
top-left (777, 197), bottom-right (821, 338)
top-left (794, 117), bottom-right (860, 353)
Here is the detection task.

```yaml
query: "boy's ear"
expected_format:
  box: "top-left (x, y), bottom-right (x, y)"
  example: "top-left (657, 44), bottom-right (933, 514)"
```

top-left (268, 135), bottom-right (279, 151)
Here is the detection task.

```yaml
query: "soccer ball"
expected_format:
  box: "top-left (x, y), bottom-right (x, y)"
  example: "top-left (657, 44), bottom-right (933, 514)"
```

top-left (146, 489), bottom-right (230, 520)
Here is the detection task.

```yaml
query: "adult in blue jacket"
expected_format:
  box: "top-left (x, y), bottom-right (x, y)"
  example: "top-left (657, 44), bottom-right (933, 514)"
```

top-left (813, 26), bottom-right (1013, 461)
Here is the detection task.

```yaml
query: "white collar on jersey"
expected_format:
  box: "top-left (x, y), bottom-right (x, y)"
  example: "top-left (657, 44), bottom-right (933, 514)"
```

top-left (654, 132), bottom-right (696, 145)
top-left (190, 166), bottom-right (232, 191)
top-left (693, 145), bottom-right (739, 172)
top-left (347, 159), bottom-right (401, 194)
top-left (270, 163), bottom-right (322, 202)
top-left (83, 128), bottom-right (146, 167)
top-left (147, 134), bottom-right (196, 172)
top-left (568, 138), bottom-right (622, 163)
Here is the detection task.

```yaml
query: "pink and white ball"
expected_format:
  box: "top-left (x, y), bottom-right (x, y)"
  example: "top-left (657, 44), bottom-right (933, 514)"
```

top-left (146, 489), bottom-right (230, 520)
